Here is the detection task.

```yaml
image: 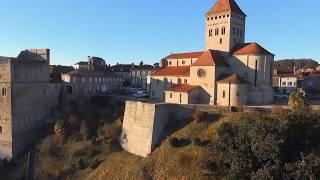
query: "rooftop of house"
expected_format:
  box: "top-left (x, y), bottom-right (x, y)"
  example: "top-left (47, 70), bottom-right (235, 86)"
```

top-left (74, 61), bottom-right (88, 65)
top-left (191, 50), bottom-right (228, 66)
top-left (207, 0), bottom-right (246, 16)
top-left (165, 84), bottom-right (200, 93)
top-left (64, 69), bottom-right (120, 78)
top-left (165, 51), bottom-right (204, 60)
top-left (151, 66), bottom-right (190, 77)
top-left (232, 42), bottom-right (274, 56)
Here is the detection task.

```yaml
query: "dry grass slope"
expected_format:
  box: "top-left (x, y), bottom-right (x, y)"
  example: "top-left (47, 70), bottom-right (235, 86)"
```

top-left (87, 113), bottom-right (233, 180)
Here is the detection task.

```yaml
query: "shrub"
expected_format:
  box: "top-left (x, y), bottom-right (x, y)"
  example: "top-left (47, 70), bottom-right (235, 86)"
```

top-left (77, 158), bottom-right (86, 170)
top-left (270, 106), bottom-right (287, 119)
top-left (90, 159), bottom-right (102, 169)
top-left (288, 89), bottom-right (308, 112)
top-left (193, 137), bottom-right (210, 147)
top-left (80, 121), bottom-right (90, 141)
top-left (169, 137), bottom-right (191, 148)
top-left (54, 120), bottom-right (66, 136)
top-left (206, 112), bottom-right (320, 179)
top-left (192, 111), bottom-right (208, 123)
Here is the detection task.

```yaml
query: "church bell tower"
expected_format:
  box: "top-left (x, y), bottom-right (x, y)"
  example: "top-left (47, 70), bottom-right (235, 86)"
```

top-left (205, 0), bottom-right (246, 52)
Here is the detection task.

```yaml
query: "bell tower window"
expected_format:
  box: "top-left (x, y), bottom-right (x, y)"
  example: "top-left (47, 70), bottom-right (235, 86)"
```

top-left (222, 27), bottom-right (226, 35)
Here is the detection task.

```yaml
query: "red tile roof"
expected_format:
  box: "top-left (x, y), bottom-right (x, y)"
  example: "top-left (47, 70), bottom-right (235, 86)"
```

top-left (191, 50), bottom-right (228, 66)
top-left (232, 42), bottom-right (274, 56)
top-left (165, 51), bottom-right (204, 59)
top-left (151, 66), bottom-right (190, 77)
top-left (165, 84), bottom-right (200, 93)
top-left (207, 0), bottom-right (246, 16)
top-left (217, 74), bottom-right (249, 84)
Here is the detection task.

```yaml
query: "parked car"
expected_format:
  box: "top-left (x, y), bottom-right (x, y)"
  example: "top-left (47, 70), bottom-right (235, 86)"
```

top-left (132, 91), bottom-right (149, 98)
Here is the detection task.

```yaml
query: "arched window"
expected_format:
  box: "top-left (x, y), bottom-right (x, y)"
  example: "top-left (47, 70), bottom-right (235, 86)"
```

top-left (221, 27), bottom-right (226, 35)
top-left (164, 77), bottom-right (168, 87)
top-left (177, 78), bottom-right (182, 85)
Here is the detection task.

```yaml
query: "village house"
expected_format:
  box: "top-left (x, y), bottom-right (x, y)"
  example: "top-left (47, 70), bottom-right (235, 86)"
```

top-left (149, 0), bottom-right (274, 106)
top-left (273, 71), bottom-right (297, 95)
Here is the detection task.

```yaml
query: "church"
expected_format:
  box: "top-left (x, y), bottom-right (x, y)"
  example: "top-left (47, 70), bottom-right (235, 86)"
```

top-left (149, 0), bottom-right (274, 106)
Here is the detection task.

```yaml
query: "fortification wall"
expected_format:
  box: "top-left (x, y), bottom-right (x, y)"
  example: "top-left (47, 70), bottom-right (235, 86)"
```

top-left (121, 101), bottom-right (193, 157)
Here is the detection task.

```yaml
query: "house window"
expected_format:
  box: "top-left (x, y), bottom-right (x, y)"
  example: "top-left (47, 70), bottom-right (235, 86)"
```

top-left (223, 91), bottom-right (226, 98)
top-left (288, 82), bottom-right (293, 86)
top-left (182, 60), bottom-right (186, 65)
top-left (170, 93), bottom-right (173, 98)
top-left (184, 79), bottom-right (188, 84)
top-left (178, 78), bottom-right (182, 85)
top-left (220, 38), bottom-right (223, 44)
top-left (237, 92), bottom-right (239, 97)
top-left (180, 94), bottom-right (182, 103)
top-left (0, 126), bottom-right (2, 134)
top-left (169, 61), bottom-right (172, 65)
top-left (2, 88), bottom-right (6, 96)
top-left (282, 82), bottom-right (287, 86)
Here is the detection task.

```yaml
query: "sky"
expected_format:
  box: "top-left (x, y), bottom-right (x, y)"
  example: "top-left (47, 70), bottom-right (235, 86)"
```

top-left (0, 0), bottom-right (319, 66)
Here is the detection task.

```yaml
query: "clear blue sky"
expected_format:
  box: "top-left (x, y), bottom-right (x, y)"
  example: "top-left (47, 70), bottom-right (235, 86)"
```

top-left (0, 0), bottom-right (319, 65)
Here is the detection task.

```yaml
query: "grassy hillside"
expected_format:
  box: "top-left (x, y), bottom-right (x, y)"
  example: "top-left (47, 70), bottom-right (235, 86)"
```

top-left (34, 101), bottom-right (232, 179)
top-left (87, 114), bottom-right (232, 180)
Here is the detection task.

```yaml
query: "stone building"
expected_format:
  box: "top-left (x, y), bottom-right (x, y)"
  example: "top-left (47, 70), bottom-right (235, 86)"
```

top-left (130, 62), bottom-right (158, 89)
top-left (0, 51), bottom-right (124, 159)
top-left (0, 49), bottom-right (61, 159)
top-left (61, 69), bottom-right (123, 99)
top-left (273, 72), bottom-right (297, 95)
top-left (149, 0), bottom-right (274, 106)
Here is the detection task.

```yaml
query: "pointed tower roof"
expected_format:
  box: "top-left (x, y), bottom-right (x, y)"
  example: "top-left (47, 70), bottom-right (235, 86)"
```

top-left (207, 0), bottom-right (246, 16)
top-left (191, 50), bottom-right (228, 67)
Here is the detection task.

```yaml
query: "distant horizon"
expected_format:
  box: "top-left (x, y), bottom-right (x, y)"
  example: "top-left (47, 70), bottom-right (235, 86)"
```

top-left (0, 0), bottom-right (319, 65)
